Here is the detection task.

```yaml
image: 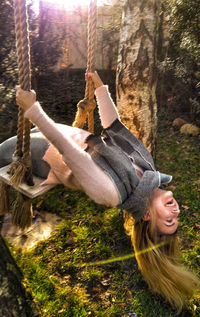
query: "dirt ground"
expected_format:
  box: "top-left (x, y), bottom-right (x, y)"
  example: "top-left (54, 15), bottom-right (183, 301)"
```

top-left (1, 210), bottom-right (62, 250)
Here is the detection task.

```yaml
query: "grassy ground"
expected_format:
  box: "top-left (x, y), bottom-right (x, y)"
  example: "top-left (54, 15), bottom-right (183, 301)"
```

top-left (7, 119), bottom-right (199, 317)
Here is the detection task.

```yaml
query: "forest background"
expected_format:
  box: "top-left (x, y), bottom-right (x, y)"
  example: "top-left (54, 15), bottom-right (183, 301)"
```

top-left (0, 0), bottom-right (199, 316)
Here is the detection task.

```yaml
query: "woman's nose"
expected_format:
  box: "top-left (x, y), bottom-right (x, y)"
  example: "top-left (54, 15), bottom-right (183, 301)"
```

top-left (172, 208), bottom-right (180, 215)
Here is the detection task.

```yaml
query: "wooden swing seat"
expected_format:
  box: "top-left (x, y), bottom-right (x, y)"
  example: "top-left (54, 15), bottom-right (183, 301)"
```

top-left (0, 164), bottom-right (55, 199)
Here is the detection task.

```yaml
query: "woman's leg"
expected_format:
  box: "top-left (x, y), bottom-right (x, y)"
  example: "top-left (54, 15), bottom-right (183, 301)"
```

top-left (0, 124), bottom-right (89, 180)
top-left (0, 132), bottom-right (50, 179)
top-left (0, 124), bottom-right (120, 207)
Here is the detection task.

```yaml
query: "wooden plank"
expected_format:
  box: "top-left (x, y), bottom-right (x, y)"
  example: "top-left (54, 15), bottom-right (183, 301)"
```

top-left (0, 165), bottom-right (55, 199)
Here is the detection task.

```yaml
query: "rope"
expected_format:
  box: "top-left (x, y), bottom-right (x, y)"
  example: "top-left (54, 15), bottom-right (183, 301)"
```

top-left (73, 0), bottom-right (97, 133)
top-left (10, 0), bottom-right (33, 186)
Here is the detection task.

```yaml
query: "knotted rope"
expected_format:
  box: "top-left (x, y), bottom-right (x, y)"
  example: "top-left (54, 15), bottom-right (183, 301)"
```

top-left (73, 0), bottom-right (97, 133)
top-left (0, 0), bottom-right (33, 229)
top-left (9, 0), bottom-right (33, 186)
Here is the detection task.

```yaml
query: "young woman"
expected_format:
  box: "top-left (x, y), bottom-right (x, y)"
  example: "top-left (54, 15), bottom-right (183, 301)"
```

top-left (0, 72), bottom-right (199, 310)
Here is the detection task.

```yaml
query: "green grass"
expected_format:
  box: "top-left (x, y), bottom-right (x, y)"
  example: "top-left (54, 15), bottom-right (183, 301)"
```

top-left (10, 123), bottom-right (200, 317)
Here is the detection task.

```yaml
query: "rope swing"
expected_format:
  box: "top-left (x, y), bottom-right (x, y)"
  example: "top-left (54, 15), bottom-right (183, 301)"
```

top-left (10, 0), bottom-right (33, 186)
top-left (0, 0), bottom-right (33, 230)
top-left (0, 0), bottom-right (54, 220)
top-left (0, 0), bottom-right (98, 229)
top-left (73, 0), bottom-right (97, 133)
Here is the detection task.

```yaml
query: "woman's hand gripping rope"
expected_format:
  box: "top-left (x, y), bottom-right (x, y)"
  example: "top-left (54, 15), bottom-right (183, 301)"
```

top-left (85, 71), bottom-right (104, 89)
top-left (16, 86), bottom-right (36, 111)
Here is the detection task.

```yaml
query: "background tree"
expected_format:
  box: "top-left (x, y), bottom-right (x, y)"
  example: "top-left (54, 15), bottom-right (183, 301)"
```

top-left (116, 0), bottom-right (162, 156)
top-left (30, 0), bottom-right (66, 89)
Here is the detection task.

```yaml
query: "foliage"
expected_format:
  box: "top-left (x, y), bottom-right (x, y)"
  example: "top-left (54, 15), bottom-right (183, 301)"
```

top-left (0, 0), bottom-right (65, 88)
top-left (170, 0), bottom-right (199, 57)
top-left (168, 0), bottom-right (200, 84)
top-left (30, 0), bottom-right (66, 80)
top-left (0, 0), bottom-right (17, 86)
top-left (158, 0), bottom-right (200, 124)
top-left (0, 84), bottom-right (17, 142)
top-left (0, 0), bottom-right (67, 142)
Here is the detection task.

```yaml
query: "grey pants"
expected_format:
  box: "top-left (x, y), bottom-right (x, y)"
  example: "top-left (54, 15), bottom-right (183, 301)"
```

top-left (0, 128), bottom-right (50, 179)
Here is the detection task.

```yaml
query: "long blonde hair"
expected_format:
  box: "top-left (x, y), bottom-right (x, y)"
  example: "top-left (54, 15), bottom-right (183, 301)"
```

top-left (123, 210), bottom-right (200, 312)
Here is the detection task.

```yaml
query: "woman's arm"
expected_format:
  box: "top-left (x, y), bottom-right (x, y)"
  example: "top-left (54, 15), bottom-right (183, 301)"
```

top-left (86, 72), bottom-right (120, 128)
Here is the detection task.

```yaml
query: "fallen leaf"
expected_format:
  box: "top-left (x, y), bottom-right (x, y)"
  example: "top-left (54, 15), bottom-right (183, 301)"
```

top-left (126, 289), bottom-right (132, 299)
top-left (92, 287), bottom-right (102, 294)
top-left (94, 217), bottom-right (101, 223)
top-left (66, 237), bottom-right (76, 246)
top-left (192, 213), bottom-right (200, 217)
top-left (36, 200), bottom-right (43, 208)
top-left (101, 279), bottom-right (111, 286)
top-left (195, 224), bottom-right (200, 229)
top-left (118, 303), bottom-right (126, 307)
top-left (182, 205), bottom-right (189, 210)
top-left (193, 179), bottom-right (200, 186)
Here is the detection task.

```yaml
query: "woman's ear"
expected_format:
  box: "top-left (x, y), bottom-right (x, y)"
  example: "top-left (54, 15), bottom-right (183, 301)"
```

top-left (142, 210), bottom-right (151, 221)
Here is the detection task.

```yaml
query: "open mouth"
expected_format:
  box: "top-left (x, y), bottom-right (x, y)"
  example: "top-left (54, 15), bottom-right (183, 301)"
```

top-left (166, 198), bottom-right (174, 207)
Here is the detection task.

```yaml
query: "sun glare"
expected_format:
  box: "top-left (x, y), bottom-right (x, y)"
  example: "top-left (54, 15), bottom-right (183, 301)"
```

top-left (32, 0), bottom-right (107, 13)
top-left (44, 0), bottom-right (94, 8)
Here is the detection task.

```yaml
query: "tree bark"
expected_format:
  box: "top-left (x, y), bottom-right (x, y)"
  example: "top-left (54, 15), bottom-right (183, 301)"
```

top-left (0, 222), bottom-right (40, 317)
top-left (116, 0), bottom-right (161, 156)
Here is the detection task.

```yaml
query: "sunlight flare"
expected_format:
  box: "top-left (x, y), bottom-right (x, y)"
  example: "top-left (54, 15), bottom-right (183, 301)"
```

top-left (76, 241), bottom-right (167, 267)
top-left (32, 0), bottom-right (107, 13)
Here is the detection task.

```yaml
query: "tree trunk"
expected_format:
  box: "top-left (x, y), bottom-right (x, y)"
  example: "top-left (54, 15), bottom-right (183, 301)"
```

top-left (0, 224), bottom-right (40, 317)
top-left (116, 0), bottom-right (161, 156)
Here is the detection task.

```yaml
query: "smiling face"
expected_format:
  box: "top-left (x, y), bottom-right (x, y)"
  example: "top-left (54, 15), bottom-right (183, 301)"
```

top-left (147, 188), bottom-right (180, 235)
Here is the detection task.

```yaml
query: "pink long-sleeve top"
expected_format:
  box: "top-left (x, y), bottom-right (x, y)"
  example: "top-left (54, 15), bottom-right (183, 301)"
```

top-left (25, 85), bottom-right (122, 207)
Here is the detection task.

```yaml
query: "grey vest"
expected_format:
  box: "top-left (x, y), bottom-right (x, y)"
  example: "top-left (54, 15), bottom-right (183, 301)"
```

top-left (85, 119), bottom-right (172, 219)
